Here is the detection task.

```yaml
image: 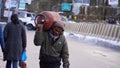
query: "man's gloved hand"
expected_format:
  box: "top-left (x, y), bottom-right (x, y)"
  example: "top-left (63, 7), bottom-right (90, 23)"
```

top-left (22, 48), bottom-right (26, 52)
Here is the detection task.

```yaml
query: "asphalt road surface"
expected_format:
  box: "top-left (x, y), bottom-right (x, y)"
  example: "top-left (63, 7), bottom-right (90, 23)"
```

top-left (0, 30), bottom-right (120, 68)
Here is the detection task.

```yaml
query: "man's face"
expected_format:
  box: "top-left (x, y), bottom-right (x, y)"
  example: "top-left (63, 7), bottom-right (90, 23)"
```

top-left (52, 26), bottom-right (63, 36)
top-left (11, 14), bottom-right (19, 24)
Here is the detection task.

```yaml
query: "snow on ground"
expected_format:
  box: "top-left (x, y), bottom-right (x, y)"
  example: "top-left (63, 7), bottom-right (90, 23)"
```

top-left (64, 32), bottom-right (120, 50)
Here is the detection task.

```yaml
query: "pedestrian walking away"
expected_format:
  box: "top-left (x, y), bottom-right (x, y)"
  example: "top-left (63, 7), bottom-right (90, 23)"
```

top-left (34, 20), bottom-right (70, 68)
top-left (3, 14), bottom-right (27, 68)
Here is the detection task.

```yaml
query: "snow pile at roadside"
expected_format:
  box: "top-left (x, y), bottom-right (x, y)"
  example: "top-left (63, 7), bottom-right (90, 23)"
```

top-left (64, 32), bottom-right (120, 47)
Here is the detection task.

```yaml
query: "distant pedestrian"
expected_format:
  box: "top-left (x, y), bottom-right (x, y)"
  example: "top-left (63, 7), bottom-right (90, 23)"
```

top-left (34, 21), bottom-right (70, 68)
top-left (0, 25), bottom-right (5, 53)
top-left (3, 14), bottom-right (27, 68)
top-left (107, 17), bottom-right (116, 24)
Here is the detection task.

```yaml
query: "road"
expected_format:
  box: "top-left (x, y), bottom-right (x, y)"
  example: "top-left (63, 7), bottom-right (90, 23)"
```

top-left (0, 30), bottom-right (120, 68)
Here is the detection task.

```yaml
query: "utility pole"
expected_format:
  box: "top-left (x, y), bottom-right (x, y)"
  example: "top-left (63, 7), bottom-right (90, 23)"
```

top-left (15, 0), bottom-right (19, 14)
top-left (103, 0), bottom-right (107, 20)
top-left (118, 0), bottom-right (120, 7)
top-left (7, 0), bottom-right (11, 22)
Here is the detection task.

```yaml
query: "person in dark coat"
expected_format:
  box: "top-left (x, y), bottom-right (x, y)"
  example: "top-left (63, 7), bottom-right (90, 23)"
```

top-left (34, 21), bottom-right (69, 68)
top-left (0, 25), bottom-right (5, 52)
top-left (107, 17), bottom-right (116, 24)
top-left (3, 14), bottom-right (27, 68)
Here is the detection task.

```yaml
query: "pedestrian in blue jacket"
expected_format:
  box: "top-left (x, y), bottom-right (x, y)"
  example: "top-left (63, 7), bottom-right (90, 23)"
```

top-left (0, 25), bottom-right (5, 52)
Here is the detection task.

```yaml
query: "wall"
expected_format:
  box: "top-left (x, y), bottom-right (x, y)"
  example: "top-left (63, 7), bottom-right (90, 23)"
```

top-left (65, 23), bottom-right (120, 41)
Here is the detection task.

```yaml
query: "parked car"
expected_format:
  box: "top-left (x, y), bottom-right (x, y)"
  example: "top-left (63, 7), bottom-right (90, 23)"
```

top-left (18, 11), bottom-right (36, 30)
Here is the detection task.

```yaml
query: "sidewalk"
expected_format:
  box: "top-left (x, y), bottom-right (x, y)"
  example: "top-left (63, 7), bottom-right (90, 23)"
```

top-left (0, 54), bottom-right (6, 68)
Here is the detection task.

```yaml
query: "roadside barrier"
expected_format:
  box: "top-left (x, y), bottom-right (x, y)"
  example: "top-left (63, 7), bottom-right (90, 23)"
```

top-left (64, 23), bottom-right (120, 41)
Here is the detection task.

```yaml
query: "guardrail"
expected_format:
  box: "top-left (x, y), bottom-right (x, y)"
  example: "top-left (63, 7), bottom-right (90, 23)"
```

top-left (64, 23), bottom-right (120, 41)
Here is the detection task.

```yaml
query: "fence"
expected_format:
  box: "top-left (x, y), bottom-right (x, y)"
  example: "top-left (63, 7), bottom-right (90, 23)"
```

top-left (64, 23), bottom-right (120, 41)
